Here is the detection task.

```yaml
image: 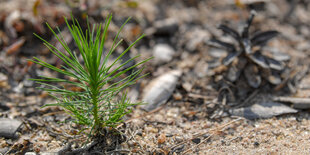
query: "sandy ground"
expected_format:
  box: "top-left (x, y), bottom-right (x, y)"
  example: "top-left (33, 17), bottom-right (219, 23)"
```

top-left (1, 0), bottom-right (310, 154)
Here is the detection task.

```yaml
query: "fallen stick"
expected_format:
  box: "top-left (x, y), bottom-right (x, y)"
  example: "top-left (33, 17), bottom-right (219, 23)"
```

top-left (273, 96), bottom-right (310, 104)
top-left (273, 96), bottom-right (310, 109)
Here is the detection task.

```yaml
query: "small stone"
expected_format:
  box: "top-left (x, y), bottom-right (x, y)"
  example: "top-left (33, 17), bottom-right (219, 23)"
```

top-left (145, 126), bottom-right (158, 133)
top-left (136, 130), bottom-right (143, 136)
top-left (0, 72), bottom-right (9, 89)
top-left (0, 72), bottom-right (8, 81)
top-left (142, 70), bottom-right (182, 111)
top-left (128, 140), bottom-right (135, 147)
top-left (153, 44), bottom-right (175, 64)
top-left (173, 93), bottom-right (182, 101)
top-left (153, 18), bottom-right (179, 36)
top-left (194, 60), bottom-right (208, 78)
top-left (185, 28), bottom-right (209, 52)
top-left (175, 136), bottom-right (183, 143)
top-left (192, 138), bottom-right (201, 144)
top-left (166, 133), bottom-right (173, 137)
top-left (158, 133), bottom-right (166, 144)
top-left (0, 118), bottom-right (22, 138)
top-left (0, 102), bottom-right (9, 111)
top-left (182, 82), bottom-right (192, 92)
top-left (254, 141), bottom-right (260, 147)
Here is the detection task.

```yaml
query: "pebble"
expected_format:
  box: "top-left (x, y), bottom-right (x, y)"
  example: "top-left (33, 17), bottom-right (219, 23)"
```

top-left (157, 133), bottom-right (166, 144)
top-left (142, 70), bottom-right (182, 111)
top-left (254, 141), bottom-right (260, 147)
top-left (174, 136), bottom-right (183, 143)
top-left (194, 60), bottom-right (209, 78)
top-left (128, 140), bottom-right (135, 147)
top-left (166, 133), bottom-right (174, 137)
top-left (173, 92), bottom-right (183, 101)
top-left (192, 138), bottom-right (201, 144)
top-left (0, 102), bottom-right (10, 111)
top-left (185, 28), bottom-right (209, 52)
top-left (153, 44), bottom-right (175, 64)
top-left (153, 18), bottom-right (179, 36)
top-left (0, 72), bottom-right (8, 82)
top-left (145, 126), bottom-right (158, 133)
top-left (0, 118), bottom-right (22, 138)
top-left (0, 72), bottom-right (9, 89)
top-left (136, 129), bottom-right (143, 136)
top-left (182, 82), bottom-right (192, 92)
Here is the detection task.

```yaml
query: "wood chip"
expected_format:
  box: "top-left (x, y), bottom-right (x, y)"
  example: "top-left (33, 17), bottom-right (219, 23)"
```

top-left (5, 37), bottom-right (25, 55)
top-left (273, 96), bottom-right (310, 109)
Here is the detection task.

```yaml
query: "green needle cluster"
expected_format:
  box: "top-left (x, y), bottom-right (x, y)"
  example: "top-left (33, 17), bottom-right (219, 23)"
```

top-left (30, 14), bottom-right (150, 136)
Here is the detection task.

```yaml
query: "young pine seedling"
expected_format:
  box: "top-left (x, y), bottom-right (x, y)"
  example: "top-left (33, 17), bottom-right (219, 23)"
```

top-left (30, 14), bottom-right (151, 138)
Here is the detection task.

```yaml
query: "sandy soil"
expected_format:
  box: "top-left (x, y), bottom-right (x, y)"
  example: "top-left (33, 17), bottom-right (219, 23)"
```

top-left (1, 0), bottom-right (310, 154)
